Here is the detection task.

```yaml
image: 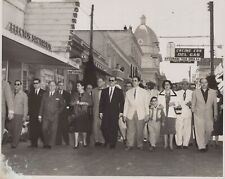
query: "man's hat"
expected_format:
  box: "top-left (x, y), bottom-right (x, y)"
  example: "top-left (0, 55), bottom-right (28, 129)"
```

top-left (181, 78), bottom-right (189, 83)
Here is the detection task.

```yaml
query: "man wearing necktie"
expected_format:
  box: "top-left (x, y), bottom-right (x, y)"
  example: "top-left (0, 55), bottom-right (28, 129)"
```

top-left (38, 81), bottom-right (65, 149)
top-left (27, 78), bottom-right (45, 148)
top-left (92, 78), bottom-right (106, 146)
top-left (55, 81), bottom-right (70, 145)
top-left (99, 76), bottom-right (124, 149)
top-left (191, 78), bottom-right (218, 152)
top-left (123, 76), bottom-right (150, 150)
top-left (175, 79), bottom-right (193, 149)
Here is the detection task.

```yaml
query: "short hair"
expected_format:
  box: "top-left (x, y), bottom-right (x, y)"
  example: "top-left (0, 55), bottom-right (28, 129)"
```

top-left (162, 80), bottom-right (173, 89)
top-left (126, 82), bottom-right (132, 86)
top-left (76, 80), bottom-right (85, 87)
top-left (109, 76), bottom-right (116, 80)
top-left (48, 80), bottom-right (56, 85)
top-left (200, 78), bottom-right (208, 83)
top-left (33, 78), bottom-right (41, 83)
top-left (133, 76), bottom-right (141, 82)
top-left (14, 80), bottom-right (22, 85)
top-left (151, 96), bottom-right (158, 102)
top-left (57, 81), bottom-right (64, 85)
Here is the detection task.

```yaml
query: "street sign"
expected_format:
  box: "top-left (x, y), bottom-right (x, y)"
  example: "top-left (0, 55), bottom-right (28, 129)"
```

top-left (175, 48), bottom-right (204, 58)
top-left (165, 57), bottom-right (199, 63)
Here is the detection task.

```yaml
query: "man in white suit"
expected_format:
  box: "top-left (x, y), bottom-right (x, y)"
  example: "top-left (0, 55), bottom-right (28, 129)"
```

top-left (123, 76), bottom-right (150, 150)
top-left (191, 78), bottom-right (217, 152)
top-left (175, 79), bottom-right (193, 149)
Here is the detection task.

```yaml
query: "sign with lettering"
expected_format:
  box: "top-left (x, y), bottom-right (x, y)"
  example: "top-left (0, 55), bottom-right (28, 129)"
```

top-left (175, 48), bottom-right (204, 58)
top-left (165, 57), bottom-right (199, 63)
top-left (7, 22), bottom-right (52, 51)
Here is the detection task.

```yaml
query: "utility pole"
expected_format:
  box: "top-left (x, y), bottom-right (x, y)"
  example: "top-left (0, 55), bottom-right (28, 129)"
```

top-left (208, 1), bottom-right (214, 75)
top-left (89, 4), bottom-right (94, 59)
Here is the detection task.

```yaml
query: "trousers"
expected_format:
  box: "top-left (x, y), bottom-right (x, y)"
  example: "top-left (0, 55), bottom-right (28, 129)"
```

top-left (175, 114), bottom-right (192, 147)
top-left (8, 114), bottom-right (23, 147)
top-left (126, 112), bottom-right (145, 148)
top-left (147, 120), bottom-right (161, 147)
top-left (42, 118), bottom-right (58, 147)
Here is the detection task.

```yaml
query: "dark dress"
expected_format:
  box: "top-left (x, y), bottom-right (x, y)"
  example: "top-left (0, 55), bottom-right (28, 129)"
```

top-left (70, 92), bottom-right (92, 133)
top-left (212, 94), bottom-right (223, 136)
top-left (161, 94), bottom-right (176, 135)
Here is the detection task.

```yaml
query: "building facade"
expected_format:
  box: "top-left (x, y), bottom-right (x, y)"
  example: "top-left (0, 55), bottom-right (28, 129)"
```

top-left (134, 15), bottom-right (162, 87)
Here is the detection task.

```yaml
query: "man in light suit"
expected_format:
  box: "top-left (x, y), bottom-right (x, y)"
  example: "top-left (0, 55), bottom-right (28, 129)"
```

top-left (38, 81), bottom-right (65, 149)
top-left (175, 79), bottom-right (193, 149)
top-left (191, 78), bottom-right (217, 152)
top-left (92, 78), bottom-right (105, 146)
top-left (2, 79), bottom-right (14, 141)
top-left (123, 76), bottom-right (150, 150)
top-left (99, 76), bottom-right (124, 149)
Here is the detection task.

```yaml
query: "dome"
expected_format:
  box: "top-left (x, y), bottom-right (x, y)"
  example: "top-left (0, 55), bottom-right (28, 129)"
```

top-left (134, 15), bottom-right (159, 52)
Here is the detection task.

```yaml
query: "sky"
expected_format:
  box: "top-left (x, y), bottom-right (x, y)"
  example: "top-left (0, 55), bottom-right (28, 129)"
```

top-left (35, 0), bottom-right (225, 82)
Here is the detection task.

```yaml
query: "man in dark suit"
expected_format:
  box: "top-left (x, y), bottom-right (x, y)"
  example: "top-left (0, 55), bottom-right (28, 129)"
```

top-left (38, 81), bottom-right (65, 149)
top-left (56, 81), bottom-right (70, 145)
top-left (28, 78), bottom-right (45, 148)
top-left (99, 76), bottom-right (124, 149)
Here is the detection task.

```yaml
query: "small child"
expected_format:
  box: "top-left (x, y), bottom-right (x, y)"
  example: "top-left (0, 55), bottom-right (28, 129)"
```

top-left (147, 96), bottom-right (165, 151)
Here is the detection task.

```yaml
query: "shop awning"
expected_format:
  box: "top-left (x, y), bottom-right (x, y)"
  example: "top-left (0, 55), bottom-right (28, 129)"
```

top-left (2, 30), bottom-right (79, 69)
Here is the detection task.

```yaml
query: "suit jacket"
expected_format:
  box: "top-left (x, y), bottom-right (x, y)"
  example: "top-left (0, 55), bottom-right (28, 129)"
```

top-left (177, 89), bottom-right (193, 117)
top-left (123, 86), bottom-right (150, 120)
top-left (59, 90), bottom-right (71, 112)
top-left (158, 89), bottom-right (179, 118)
top-left (2, 80), bottom-right (14, 118)
top-left (92, 87), bottom-right (103, 121)
top-left (191, 88), bottom-right (217, 121)
top-left (28, 88), bottom-right (45, 118)
top-left (99, 87), bottom-right (124, 121)
top-left (39, 91), bottom-right (65, 121)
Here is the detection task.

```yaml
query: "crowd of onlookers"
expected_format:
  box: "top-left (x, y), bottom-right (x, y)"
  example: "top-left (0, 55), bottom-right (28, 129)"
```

top-left (1, 75), bottom-right (223, 153)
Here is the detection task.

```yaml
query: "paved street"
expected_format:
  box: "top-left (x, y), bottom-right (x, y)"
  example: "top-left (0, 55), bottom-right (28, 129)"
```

top-left (1, 140), bottom-right (223, 177)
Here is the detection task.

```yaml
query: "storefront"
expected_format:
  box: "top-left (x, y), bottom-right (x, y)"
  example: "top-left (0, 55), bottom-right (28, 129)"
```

top-left (2, 28), bottom-right (79, 92)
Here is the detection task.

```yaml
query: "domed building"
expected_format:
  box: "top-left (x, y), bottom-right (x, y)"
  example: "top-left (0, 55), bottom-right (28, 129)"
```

top-left (134, 15), bottom-right (162, 87)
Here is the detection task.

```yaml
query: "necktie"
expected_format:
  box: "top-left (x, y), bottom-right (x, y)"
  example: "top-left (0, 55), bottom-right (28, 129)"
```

top-left (109, 87), bottom-right (113, 101)
top-left (134, 88), bottom-right (136, 99)
top-left (183, 90), bottom-right (186, 101)
top-left (35, 89), bottom-right (37, 95)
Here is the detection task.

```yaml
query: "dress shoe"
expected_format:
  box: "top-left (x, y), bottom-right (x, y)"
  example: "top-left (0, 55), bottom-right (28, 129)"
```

top-left (199, 148), bottom-right (207, 152)
top-left (176, 145), bottom-right (182, 149)
top-left (125, 146), bottom-right (132, 151)
top-left (183, 146), bottom-right (188, 149)
top-left (28, 145), bottom-right (37, 148)
top-left (149, 146), bottom-right (156, 152)
top-left (103, 143), bottom-right (108, 147)
top-left (43, 145), bottom-right (49, 149)
top-left (83, 143), bottom-right (88, 147)
top-left (137, 146), bottom-right (144, 150)
top-left (73, 143), bottom-right (79, 149)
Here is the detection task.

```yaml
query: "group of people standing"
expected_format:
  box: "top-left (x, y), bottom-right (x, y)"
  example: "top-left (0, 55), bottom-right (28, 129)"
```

top-left (1, 75), bottom-right (222, 153)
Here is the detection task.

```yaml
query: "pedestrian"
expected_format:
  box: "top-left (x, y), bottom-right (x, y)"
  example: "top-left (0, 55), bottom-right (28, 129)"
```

top-left (191, 78), bottom-right (218, 152)
top-left (147, 96), bottom-right (165, 152)
top-left (27, 78), bottom-right (45, 148)
top-left (70, 81), bottom-right (93, 149)
top-left (158, 80), bottom-right (178, 151)
top-left (211, 90), bottom-right (223, 147)
top-left (175, 79), bottom-right (193, 149)
top-left (86, 84), bottom-right (93, 145)
top-left (99, 76), bottom-right (124, 149)
top-left (1, 76), bottom-right (14, 142)
top-left (8, 80), bottom-right (28, 148)
top-left (123, 76), bottom-right (149, 150)
top-left (55, 81), bottom-right (70, 146)
top-left (92, 78), bottom-right (105, 147)
top-left (38, 81), bottom-right (65, 149)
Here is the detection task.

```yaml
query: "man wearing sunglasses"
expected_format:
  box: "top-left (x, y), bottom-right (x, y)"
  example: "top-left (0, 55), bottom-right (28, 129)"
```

top-left (8, 80), bottom-right (28, 148)
top-left (28, 78), bottom-right (45, 148)
top-left (99, 76), bottom-right (124, 149)
top-left (123, 76), bottom-right (150, 150)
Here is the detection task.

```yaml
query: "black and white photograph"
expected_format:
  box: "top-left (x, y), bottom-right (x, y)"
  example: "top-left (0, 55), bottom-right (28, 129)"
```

top-left (0, 0), bottom-right (224, 178)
